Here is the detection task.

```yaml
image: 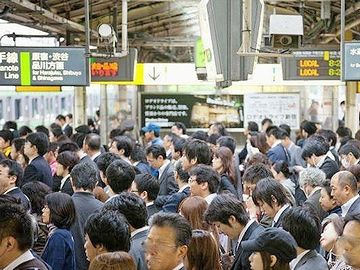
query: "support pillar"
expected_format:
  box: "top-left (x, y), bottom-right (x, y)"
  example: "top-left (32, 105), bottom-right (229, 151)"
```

top-left (73, 87), bottom-right (87, 126)
top-left (100, 84), bottom-right (109, 145)
top-left (345, 82), bottom-right (358, 132)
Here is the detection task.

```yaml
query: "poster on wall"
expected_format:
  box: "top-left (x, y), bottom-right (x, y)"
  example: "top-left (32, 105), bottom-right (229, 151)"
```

top-left (244, 93), bottom-right (300, 129)
top-left (140, 93), bottom-right (244, 129)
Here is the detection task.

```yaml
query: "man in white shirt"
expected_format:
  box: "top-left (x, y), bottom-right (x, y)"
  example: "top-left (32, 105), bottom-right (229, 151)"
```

top-left (0, 203), bottom-right (48, 270)
top-left (331, 171), bottom-right (360, 219)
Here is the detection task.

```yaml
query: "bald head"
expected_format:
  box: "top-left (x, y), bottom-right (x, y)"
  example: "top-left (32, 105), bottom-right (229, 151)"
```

top-left (331, 171), bottom-right (358, 206)
top-left (335, 171), bottom-right (357, 192)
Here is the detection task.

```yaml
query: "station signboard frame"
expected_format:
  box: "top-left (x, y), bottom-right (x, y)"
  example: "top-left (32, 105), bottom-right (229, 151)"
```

top-left (344, 42), bottom-right (360, 81)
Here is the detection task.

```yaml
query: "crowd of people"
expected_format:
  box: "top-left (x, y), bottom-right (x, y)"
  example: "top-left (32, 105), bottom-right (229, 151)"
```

top-left (1, 115), bottom-right (360, 270)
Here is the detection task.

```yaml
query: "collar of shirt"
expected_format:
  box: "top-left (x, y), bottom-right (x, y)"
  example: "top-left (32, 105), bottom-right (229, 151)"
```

top-left (205, 193), bottom-right (217, 204)
top-left (315, 155), bottom-right (327, 168)
top-left (28, 155), bottom-right (39, 164)
top-left (341, 194), bottom-right (360, 217)
top-left (290, 250), bottom-right (311, 270)
top-left (3, 250), bottom-right (34, 270)
top-left (158, 159), bottom-right (170, 179)
top-left (90, 151), bottom-right (101, 161)
top-left (62, 123), bottom-right (68, 131)
top-left (237, 219), bottom-right (256, 246)
top-left (326, 150), bottom-right (336, 161)
top-left (309, 186), bottom-right (322, 198)
top-left (131, 226), bottom-right (149, 238)
top-left (133, 161), bottom-right (140, 166)
top-left (146, 201), bottom-right (154, 207)
top-left (273, 204), bottom-right (290, 224)
top-left (3, 186), bottom-right (18, 195)
top-left (60, 174), bottom-right (71, 190)
top-left (121, 156), bottom-right (133, 165)
top-left (79, 152), bottom-right (87, 160)
top-left (172, 263), bottom-right (184, 270)
top-left (287, 141), bottom-right (295, 150)
top-left (271, 140), bottom-right (282, 148)
top-left (178, 184), bottom-right (190, 193)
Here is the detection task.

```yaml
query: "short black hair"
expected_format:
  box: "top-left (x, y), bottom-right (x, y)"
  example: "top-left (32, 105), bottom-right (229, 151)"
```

top-left (205, 193), bottom-right (249, 226)
top-left (50, 123), bottom-right (63, 138)
top-left (109, 128), bottom-right (124, 140)
top-left (26, 132), bottom-right (49, 156)
top-left (317, 129), bottom-right (337, 147)
top-left (47, 142), bottom-right (58, 153)
top-left (336, 126), bottom-right (352, 138)
top-left (301, 134), bottom-right (329, 159)
top-left (45, 192), bottom-right (75, 229)
top-left (216, 136), bottom-right (236, 154)
top-left (243, 163), bottom-right (273, 184)
top-left (279, 124), bottom-right (291, 136)
top-left (84, 133), bottom-right (101, 151)
top-left (0, 203), bottom-right (33, 251)
top-left (106, 159), bottom-right (136, 194)
top-left (0, 159), bottom-right (23, 186)
top-left (207, 134), bottom-right (221, 146)
top-left (56, 151), bottom-right (79, 172)
top-left (104, 193), bottom-right (147, 229)
top-left (184, 139), bottom-right (212, 166)
top-left (146, 144), bottom-right (166, 160)
top-left (84, 210), bottom-right (130, 252)
top-left (261, 118), bottom-right (273, 126)
top-left (172, 137), bottom-right (186, 157)
top-left (210, 123), bottom-right (228, 136)
top-left (282, 207), bottom-right (321, 250)
top-left (339, 143), bottom-right (360, 159)
top-left (272, 161), bottom-right (291, 178)
top-left (303, 122), bottom-right (317, 136)
top-left (96, 152), bottom-right (121, 176)
top-left (112, 136), bottom-right (133, 157)
top-left (248, 121), bottom-right (259, 132)
top-left (189, 164), bottom-right (220, 194)
top-left (12, 138), bottom-right (25, 152)
top-left (56, 114), bottom-right (66, 121)
top-left (3, 121), bottom-right (17, 131)
top-left (134, 174), bottom-right (160, 201)
top-left (18, 126), bottom-right (32, 137)
top-left (173, 122), bottom-right (187, 134)
top-left (130, 144), bottom-right (147, 163)
top-left (265, 126), bottom-right (281, 139)
top-left (58, 142), bottom-right (80, 154)
top-left (149, 212), bottom-right (192, 247)
top-left (0, 129), bottom-right (13, 144)
top-left (70, 163), bottom-right (98, 191)
top-left (174, 160), bottom-right (189, 184)
top-left (252, 177), bottom-right (289, 208)
top-left (72, 133), bottom-right (87, 148)
top-left (21, 181), bottom-right (52, 216)
top-left (35, 125), bottom-right (49, 137)
top-left (190, 131), bottom-right (208, 142)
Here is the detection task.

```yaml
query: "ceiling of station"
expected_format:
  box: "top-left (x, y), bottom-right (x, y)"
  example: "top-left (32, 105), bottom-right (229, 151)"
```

top-left (0, 0), bottom-right (359, 62)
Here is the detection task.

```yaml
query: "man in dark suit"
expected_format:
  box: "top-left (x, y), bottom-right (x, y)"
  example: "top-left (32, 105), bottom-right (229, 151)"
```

top-left (282, 207), bottom-right (328, 270)
top-left (266, 126), bottom-right (290, 165)
top-left (205, 194), bottom-right (264, 270)
top-left (302, 134), bottom-right (339, 179)
top-left (339, 143), bottom-right (360, 169)
top-left (0, 159), bottom-right (30, 211)
top-left (331, 171), bottom-right (360, 220)
top-left (145, 212), bottom-right (191, 270)
top-left (131, 173), bottom-right (160, 220)
top-left (23, 132), bottom-right (53, 188)
top-left (56, 114), bottom-right (73, 137)
top-left (83, 133), bottom-right (102, 164)
top-left (146, 145), bottom-right (178, 207)
top-left (103, 193), bottom-right (149, 270)
top-left (70, 163), bottom-right (104, 270)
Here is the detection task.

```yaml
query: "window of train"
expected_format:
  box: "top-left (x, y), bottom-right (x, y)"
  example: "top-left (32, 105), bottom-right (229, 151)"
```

top-left (0, 100), bottom-right (3, 120)
top-left (15, 99), bottom-right (21, 120)
top-left (61, 97), bottom-right (66, 113)
top-left (32, 98), bottom-right (39, 117)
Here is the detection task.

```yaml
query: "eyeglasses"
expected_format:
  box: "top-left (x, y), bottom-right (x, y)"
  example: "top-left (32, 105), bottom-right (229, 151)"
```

top-left (188, 177), bottom-right (197, 184)
top-left (131, 190), bottom-right (139, 193)
top-left (142, 239), bottom-right (177, 253)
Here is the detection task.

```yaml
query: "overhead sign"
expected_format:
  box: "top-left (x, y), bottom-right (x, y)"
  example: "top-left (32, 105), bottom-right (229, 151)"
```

top-left (344, 42), bottom-right (360, 81)
top-left (282, 50), bottom-right (340, 80)
top-left (140, 93), bottom-right (243, 128)
top-left (16, 86), bottom-right (61, 92)
top-left (0, 47), bottom-right (87, 86)
top-left (90, 48), bottom-right (137, 82)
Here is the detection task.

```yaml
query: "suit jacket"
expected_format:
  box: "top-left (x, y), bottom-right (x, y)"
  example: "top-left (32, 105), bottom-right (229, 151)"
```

top-left (136, 162), bottom-right (152, 174)
top-left (70, 192), bottom-right (104, 270)
top-left (273, 205), bottom-right (291, 228)
top-left (60, 177), bottom-right (74, 196)
top-left (345, 196), bottom-right (360, 221)
top-left (6, 187), bottom-right (31, 211)
top-left (304, 189), bottom-right (327, 221)
top-left (293, 249), bottom-right (328, 270)
top-left (218, 174), bottom-right (237, 196)
top-left (147, 203), bottom-right (161, 221)
top-left (129, 228), bottom-right (148, 270)
top-left (289, 143), bottom-right (306, 168)
top-left (63, 124), bottom-right (73, 137)
top-left (232, 222), bottom-right (264, 270)
top-left (319, 157), bottom-right (339, 180)
top-left (22, 156), bottom-right (53, 188)
top-left (267, 143), bottom-right (289, 165)
top-left (155, 162), bottom-right (179, 207)
top-left (162, 186), bottom-right (190, 213)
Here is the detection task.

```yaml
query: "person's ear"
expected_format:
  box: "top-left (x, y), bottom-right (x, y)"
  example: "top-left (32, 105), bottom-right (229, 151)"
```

top-left (190, 157), bottom-right (197, 166)
top-left (140, 191), bottom-right (148, 200)
top-left (177, 245), bottom-right (188, 259)
top-left (228, 215), bottom-right (237, 226)
top-left (269, 255), bottom-right (277, 267)
top-left (96, 244), bottom-right (106, 254)
top-left (119, 149), bottom-right (125, 156)
top-left (271, 195), bottom-right (278, 205)
top-left (8, 175), bottom-right (17, 185)
top-left (200, 182), bottom-right (208, 191)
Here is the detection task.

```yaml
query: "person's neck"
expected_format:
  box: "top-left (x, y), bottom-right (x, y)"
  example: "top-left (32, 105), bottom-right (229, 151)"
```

top-left (28, 153), bottom-right (39, 160)
top-left (201, 191), bottom-right (211, 198)
top-left (0, 249), bottom-right (25, 268)
top-left (296, 247), bottom-right (306, 256)
top-left (74, 188), bottom-right (92, 193)
top-left (178, 181), bottom-right (188, 189)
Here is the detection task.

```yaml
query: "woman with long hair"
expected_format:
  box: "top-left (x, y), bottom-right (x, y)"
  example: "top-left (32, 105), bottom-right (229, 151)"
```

top-left (179, 196), bottom-right (209, 231)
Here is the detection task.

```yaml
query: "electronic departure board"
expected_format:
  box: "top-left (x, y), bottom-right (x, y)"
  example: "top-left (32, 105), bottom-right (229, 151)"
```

top-left (282, 50), bottom-right (340, 80)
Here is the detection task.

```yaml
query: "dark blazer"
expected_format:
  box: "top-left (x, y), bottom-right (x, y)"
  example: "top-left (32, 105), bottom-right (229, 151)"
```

top-left (71, 192), bottom-right (104, 270)
top-left (154, 162), bottom-right (179, 207)
top-left (162, 186), bottom-right (190, 213)
top-left (345, 196), bottom-right (360, 221)
top-left (60, 177), bottom-right (74, 196)
top-left (129, 228), bottom-right (148, 270)
top-left (135, 162), bottom-right (152, 174)
top-left (6, 187), bottom-right (31, 211)
top-left (218, 174), bottom-right (237, 196)
top-left (63, 124), bottom-right (73, 137)
top-left (22, 156), bottom-right (53, 188)
top-left (272, 205), bottom-right (291, 228)
top-left (293, 249), bottom-right (328, 270)
top-left (147, 203), bottom-right (161, 221)
top-left (267, 143), bottom-right (289, 165)
top-left (319, 157), bottom-right (339, 179)
top-left (304, 189), bottom-right (327, 221)
top-left (233, 221), bottom-right (264, 270)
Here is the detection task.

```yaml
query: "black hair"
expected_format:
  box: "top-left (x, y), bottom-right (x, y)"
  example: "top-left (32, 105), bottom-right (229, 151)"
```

top-left (172, 137), bottom-right (186, 157)
top-left (134, 174), bottom-right (160, 201)
top-left (149, 212), bottom-right (192, 247)
top-left (339, 143), bottom-right (360, 159)
top-left (173, 122), bottom-right (187, 135)
top-left (272, 161), bottom-right (291, 178)
top-left (216, 136), bottom-right (236, 154)
top-left (18, 126), bottom-right (32, 137)
top-left (265, 126), bottom-right (281, 139)
top-left (58, 142), bottom-right (80, 154)
top-left (96, 152), bottom-right (121, 176)
top-left (22, 181), bottom-right (52, 216)
top-left (261, 118), bottom-right (273, 126)
top-left (184, 139), bottom-right (212, 166)
top-left (317, 129), bottom-right (337, 147)
top-left (104, 193), bottom-right (147, 229)
top-left (0, 159), bottom-right (23, 186)
top-left (320, 179), bottom-right (333, 199)
top-left (336, 126), bottom-right (352, 138)
top-left (189, 164), bottom-right (220, 194)
top-left (109, 128), bottom-right (124, 140)
top-left (252, 177), bottom-right (289, 208)
top-left (303, 122), bottom-right (317, 136)
top-left (207, 134), bottom-right (221, 146)
top-left (35, 125), bottom-right (49, 137)
top-left (301, 134), bottom-right (329, 159)
top-left (0, 203), bottom-right (33, 251)
top-left (70, 163), bottom-right (98, 191)
top-left (106, 159), bottom-right (136, 194)
top-left (45, 192), bottom-right (75, 229)
top-left (174, 160), bottom-right (189, 184)
top-left (56, 150), bottom-right (79, 173)
top-left (146, 144), bottom-right (166, 160)
top-left (282, 207), bottom-right (321, 250)
top-left (3, 121), bottom-right (17, 131)
top-left (71, 133), bottom-right (87, 149)
top-left (248, 121), bottom-right (259, 132)
top-left (190, 131), bottom-right (208, 142)
top-left (84, 210), bottom-right (130, 252)
top-left (56, 114), bottom-right (66, 121)
top-left (26, 132), bottom-right (50, 156)
top-left (243, 163), bottom-right (273, 184)
top-left (279, 124), bottom-right (291, 136)
top-left (112, 136), bottom-right (133, 157)
top-left (0, 129), bottom-right (13, 144)
top-left (47, 142), bottom-right (58, 153)
top-left (74, 125), bottom-right (91, 134)
top-left (12, 138), bottom-right (25, 152)
top-left (204, 193), bottom-right (249, 226)
top-left (130, 144), bottom-right (147, 163)
top-left (50, 123), bottom-right (63, 138)
top-left (84, 133), bottom-right (101, 151)
top-left (210, 123), bottom-right (229, 136)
